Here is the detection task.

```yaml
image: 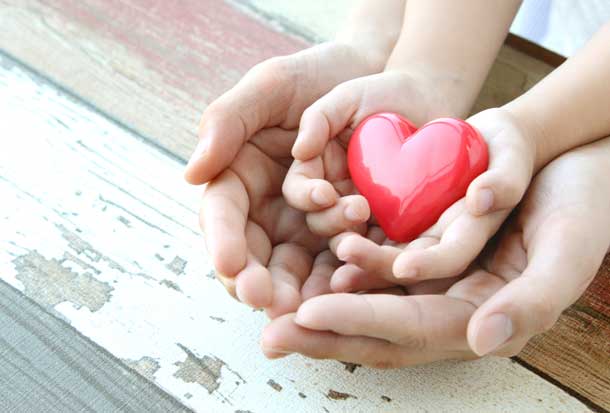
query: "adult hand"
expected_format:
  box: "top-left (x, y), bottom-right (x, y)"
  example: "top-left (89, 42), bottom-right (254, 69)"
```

top-left (262, 137), bottom-right (610, 365)
top-left (184, 1), bottom-right (407, 315)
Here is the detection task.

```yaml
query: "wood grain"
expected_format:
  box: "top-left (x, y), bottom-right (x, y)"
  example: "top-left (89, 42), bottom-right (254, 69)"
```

top-left (0, 50), bottom-right (591, 413)
top-left (0, 279), bottom-right (193, 413)
top-left (0, 0), bottom-right (608, 410)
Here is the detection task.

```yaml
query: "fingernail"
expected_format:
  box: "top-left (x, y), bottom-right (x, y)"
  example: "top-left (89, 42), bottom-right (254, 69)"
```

top-left (344, 203), bottom-right (366, 221)
top-left (474, 188), bottom-right (494, 214)
top-left (187, 135), bottom-right (210, 165)
top-left (311, 185), bottom-right (333, 206)
top-left (474, 313), bottom-right (513, 355)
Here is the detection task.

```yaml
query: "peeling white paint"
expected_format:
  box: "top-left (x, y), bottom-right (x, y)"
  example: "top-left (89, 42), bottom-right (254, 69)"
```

top-left (0, 58), bottom-right (590, 412)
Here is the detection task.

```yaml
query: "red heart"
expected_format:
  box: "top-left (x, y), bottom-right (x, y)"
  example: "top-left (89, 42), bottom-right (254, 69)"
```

top-left (347, 113), bottom-right (488, 242)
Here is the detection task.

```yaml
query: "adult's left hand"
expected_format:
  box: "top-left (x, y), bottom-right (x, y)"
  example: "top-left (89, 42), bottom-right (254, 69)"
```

top-left (262, 137), bottom-right (610, 365)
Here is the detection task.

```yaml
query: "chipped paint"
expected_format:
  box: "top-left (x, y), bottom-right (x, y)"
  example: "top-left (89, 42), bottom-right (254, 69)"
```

top-left (267, 379), bottom-right (282, 392)
top-left (174, 344), bottom-right (225, 394)
top-left (167, 256), bottom-right (187, 275)
top-left (160, 279), bottom-right (182, 292)
top-left (340, 362), bottom-right (360, 373)
top-left (123, 356), bottom-right (161, 381)
top-left (326, 390), bottom-right (356, 401)
top-left (13, 251), bottom-right (113, 312)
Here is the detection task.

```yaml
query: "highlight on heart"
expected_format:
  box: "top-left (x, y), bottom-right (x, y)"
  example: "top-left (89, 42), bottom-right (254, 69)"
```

top-left (347, 113), bottom-right (488, 242)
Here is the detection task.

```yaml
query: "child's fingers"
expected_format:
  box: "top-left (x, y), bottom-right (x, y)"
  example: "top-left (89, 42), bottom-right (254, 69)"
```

top-left (393, 206), bottom-right (508, 280)
top-left (330, 263), bottom-right (396, 293)
top-left (200, 170), bottom-right (249, 277)
top-left (329, 232), bottom-right (402, 281)
top-left (294, 293), bottom-right (474, 353)
top-left (292, 80), bottom-right (362, 160)
top-left (466, 110), bottom-right (535, 215)
top-left (300, 250), bottom-right (341, 301)
top-left (265, 243), bottom-right (313, 319)
top-left (305, 195), bottom-right (370, 237)
top-left (467, 221), bottom-right (605, 356)
top-left (282, 158), bottom-right (338, 211)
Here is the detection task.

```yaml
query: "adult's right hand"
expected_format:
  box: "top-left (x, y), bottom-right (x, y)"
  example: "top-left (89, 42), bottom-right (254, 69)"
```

top-left (184, 0), bottom-right (407, 315)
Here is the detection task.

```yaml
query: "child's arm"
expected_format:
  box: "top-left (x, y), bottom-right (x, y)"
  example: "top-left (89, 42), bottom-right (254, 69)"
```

top-left (506, 22), bottom-right (610, 170)
top-left (384, 0), bottom-right (522, 119)
top-left (291, 0), bottom-right (522, 159)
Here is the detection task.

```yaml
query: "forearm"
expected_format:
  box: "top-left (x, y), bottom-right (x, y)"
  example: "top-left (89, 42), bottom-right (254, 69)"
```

top-left (505, 22), bottom-right (610, 171)
top-left (385, 0), bottom-right (521, 117)
top-left (335, 0), bottom-right (406, 72)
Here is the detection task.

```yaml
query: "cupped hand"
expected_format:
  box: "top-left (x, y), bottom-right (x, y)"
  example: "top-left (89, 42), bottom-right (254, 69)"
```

top-left (282, 70), bottom-right (464, 236)
top-left (286, 99), bottom-right (537, 283)
top-left (262, 137), bottom-right (610, 366)
top-left (185, 33), bottom-right (404, 315)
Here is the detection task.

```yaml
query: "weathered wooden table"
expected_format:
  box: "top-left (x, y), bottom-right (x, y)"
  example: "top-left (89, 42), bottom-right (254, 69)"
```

top-left (0, 1), bottom-right (608, 412)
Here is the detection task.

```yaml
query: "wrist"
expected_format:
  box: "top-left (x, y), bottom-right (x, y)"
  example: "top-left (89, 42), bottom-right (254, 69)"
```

top-left (503, 99), bottom-right (549, 172)
top-left (384, 67), bottom-right (473, 121)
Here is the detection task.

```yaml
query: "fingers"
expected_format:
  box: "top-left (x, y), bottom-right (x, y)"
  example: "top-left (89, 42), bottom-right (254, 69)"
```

top-left (265, 244), bottom-right (313, 319)
top-left (282, 158), bottom-right (338, 211)
top-left (291, 80), bottom-right (361, 160)
top-left (294, 293), bottom-right (475, 353)
top-left (465, 109), bottom-right (535, 215)
top-left (467, 220), bottom-right (606, 356)
top-left (185, 57), bottom-right (296, 184)
top-left (234, 221), bottom-right (273, 308)
top-left (200, 170), bottom-right (248, 276)
top-left (329, 232), bottom-right (402, 282)
top-left (262, 313), bottom-right (465, 367)
top-left (306, 196), bottom-right (370, 237)
top-left (393, 201), bottom-right (508, 280)
top-left (330, 263), bottom-right (396, 293)
top-left (301, 250), bottom-right (341, 301)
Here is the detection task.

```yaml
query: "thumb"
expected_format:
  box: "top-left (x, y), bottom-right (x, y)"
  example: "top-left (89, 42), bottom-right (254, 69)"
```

top-left (184, 58), bottom-right (294, 184)
top-left (467, 220), bottom-right (605, 356)
top-left (465, 109), bottom-right (535, 216)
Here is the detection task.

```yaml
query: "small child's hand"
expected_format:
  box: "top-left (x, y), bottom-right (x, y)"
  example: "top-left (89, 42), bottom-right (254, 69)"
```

top-left (281, 70), bottom-right (468, 237)
top-left (283, 71), bottom-right (536, 281)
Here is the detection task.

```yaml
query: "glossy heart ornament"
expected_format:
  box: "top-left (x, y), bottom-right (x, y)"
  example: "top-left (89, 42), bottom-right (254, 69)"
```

top-left (347, 113), bottom-right (488, 242)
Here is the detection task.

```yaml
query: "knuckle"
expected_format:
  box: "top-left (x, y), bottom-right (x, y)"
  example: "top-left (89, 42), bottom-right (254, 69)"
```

top-left (395, 300), bottom-right (427, 350)
top-left (250, 56), bottom-right (295, 86)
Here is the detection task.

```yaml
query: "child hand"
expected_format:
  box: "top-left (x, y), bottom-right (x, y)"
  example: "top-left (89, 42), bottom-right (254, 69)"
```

top-left (263, 137), bottom-right (610, 365)
top-left (283, 70), bottom-right (536, 281)
top-left (281, 70), bottom-right (467, 237)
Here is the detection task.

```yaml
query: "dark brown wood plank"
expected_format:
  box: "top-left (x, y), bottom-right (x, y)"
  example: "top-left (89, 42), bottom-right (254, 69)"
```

top-left (1, 0), bottom-right (608, 409)
top-left (0, 279), bottom-right (193, 413)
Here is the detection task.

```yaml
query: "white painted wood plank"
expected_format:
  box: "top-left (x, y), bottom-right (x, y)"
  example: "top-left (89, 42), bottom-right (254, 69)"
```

top-left (0, 54), bottom-right (591, 412)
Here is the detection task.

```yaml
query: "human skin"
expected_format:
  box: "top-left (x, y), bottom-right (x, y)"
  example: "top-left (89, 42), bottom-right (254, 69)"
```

top-left (280, 21), bottom-right (610, 359)
top-left (262, 137), bottom-right (610, 364)
top-left (183, 0), bottom-right (407, 316)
